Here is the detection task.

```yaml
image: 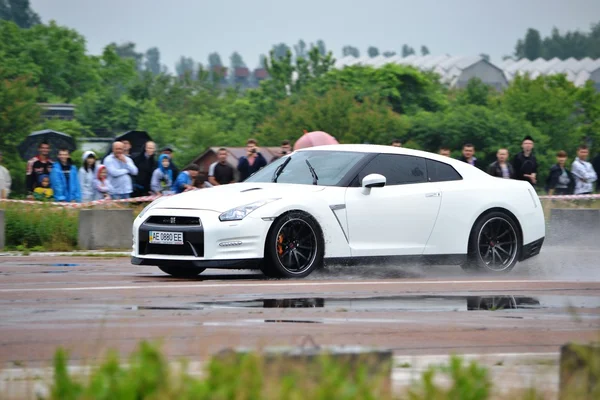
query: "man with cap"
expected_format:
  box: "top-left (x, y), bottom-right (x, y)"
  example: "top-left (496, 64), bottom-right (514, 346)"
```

top-left (0, 151), bottom-right (11, 199)
top-left (160, 146), bottom-right (179, 178)
top-left (512, 136), bottom-right (538, 186)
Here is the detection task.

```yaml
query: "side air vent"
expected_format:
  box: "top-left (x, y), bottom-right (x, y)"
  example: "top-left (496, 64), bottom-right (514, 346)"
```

top-left (240, 188), bottom-right (263, 193)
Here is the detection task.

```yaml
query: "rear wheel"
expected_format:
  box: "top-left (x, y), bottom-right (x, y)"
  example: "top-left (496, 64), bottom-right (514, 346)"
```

top-left (462, 211), bottom-right (521, 273)
top-left (158, 265), bottom-right (205, 278)
top-left (262, 211), bottom-right (324, 278)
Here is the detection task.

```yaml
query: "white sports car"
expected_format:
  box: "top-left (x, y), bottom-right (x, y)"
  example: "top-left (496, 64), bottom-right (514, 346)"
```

top-left (131, 144), bottom-right (545, 278)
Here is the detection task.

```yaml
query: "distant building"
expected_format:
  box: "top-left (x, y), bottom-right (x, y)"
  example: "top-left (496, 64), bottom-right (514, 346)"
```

top-left (333, 55), bottom-right (509, 90)
top-left (232, 67), bottom-right (250, 87)
top-left (501, 57), bottom-right (600, 90)
top-left (39, 103), bottom-right (75, 120)
top-left (191, 146), bottom-right (282, 182)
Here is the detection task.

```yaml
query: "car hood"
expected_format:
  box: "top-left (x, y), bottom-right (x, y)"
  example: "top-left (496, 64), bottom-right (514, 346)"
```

top-left (153, 183), bottom-right (326, 212)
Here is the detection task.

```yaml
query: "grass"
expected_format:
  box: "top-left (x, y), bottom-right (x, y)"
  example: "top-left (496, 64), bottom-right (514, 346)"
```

top-left (3, 203), bottom-right (79, 251)
top-left (36, 341), bottom-right (599, 400)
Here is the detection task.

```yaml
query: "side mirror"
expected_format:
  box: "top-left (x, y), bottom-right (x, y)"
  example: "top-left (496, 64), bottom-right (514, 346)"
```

top-left (361, 173), bottom-right (386, 195)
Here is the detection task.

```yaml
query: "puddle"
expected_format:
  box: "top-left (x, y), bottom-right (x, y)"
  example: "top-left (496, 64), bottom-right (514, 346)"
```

top-left (264, 319), bottom-right (322, 324)
top-left (193, 295), bottom-right (599, 312)
top-left (41, 270), bottom-right (68, 274)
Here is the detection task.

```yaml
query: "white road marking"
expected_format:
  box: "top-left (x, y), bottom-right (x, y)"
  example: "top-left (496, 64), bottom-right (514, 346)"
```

top-left (0, 279), bottom-right (594, 293)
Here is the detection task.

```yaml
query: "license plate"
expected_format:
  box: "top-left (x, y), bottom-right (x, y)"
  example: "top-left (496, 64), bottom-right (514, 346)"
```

top-left (149, 231), bottom-right (183, 245)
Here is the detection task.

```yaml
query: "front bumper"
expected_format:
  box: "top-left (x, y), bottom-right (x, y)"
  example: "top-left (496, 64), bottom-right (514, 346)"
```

top-left (519, 237), bottom-right (544, 261)
top-left (131, 256), bottom-right (262, 269)
top-left (131, 208), bottom-right (272, 264)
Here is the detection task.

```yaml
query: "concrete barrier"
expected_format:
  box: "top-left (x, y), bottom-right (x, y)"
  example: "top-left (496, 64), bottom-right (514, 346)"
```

top-left (78, 209), bottom-right (133, 250)
top-left (0, 210), bottom-right (4, 250)
top-left (559, 342), bottom-right (600, 399)
top-left (547, 208), bottom-right (600, 246)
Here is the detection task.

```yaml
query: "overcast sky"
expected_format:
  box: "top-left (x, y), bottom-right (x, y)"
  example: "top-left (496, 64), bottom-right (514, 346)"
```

top-left (30, 0), bottom-right (599, 72)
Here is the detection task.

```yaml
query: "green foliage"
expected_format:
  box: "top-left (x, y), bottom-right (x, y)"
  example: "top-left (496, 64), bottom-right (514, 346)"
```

top-left (407, 104), bottom-right (540, 165)
top-left (307, 64), bottom-right (448, 115)
top-left (407, 355), bottom-right (492, 400)
top-left (257, 86), bottom-right (408, 146)
top-left (3, 203), bottom-right (78, 250)
top-left (514, 22), bottom-right (600, 59)
top-left (0, 0), bottom-right (41, 29)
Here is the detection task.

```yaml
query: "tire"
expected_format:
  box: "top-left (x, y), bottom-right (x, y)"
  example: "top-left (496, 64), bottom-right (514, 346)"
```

top-left (262, 211), bottom-right (324, 278)
top-left (158, 265), bottom-right (206, 278)
top-left (462, 211), bottom-right (522, 273)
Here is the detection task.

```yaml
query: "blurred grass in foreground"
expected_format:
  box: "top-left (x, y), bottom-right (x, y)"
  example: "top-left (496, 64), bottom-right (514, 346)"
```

top-left (42, 341), bottom-right (598, 400)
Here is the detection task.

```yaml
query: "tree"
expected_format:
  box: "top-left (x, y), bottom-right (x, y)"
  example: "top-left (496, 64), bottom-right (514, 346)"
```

top-left (208, 52), bottom-right (223, 67)
top-left (480, 53), bottom-right (490, 62)
top-left (0, 74), bottom-right (40, 194)
top-left (294, 40), bottom-right (307, 59)
top-left (316, 40), bottom-right (326, 56)
top-left (408, 105), bottom-right (541, 167)
top-left (342, 46), bottom-right (360, 57)
top-left (272, 43), bottom-right (291, 60)
top-left (513, 22), bottom-right (600, 59)
top-left (383, 51), bottom-right (396, 57)
top-left (523, 28), bottom-right (542, 59)
top-left (257, 86), bottom-right (408, 146)
top-left (0, 20), bottom-right (100, 102)
top-left (230, 51), bottom-right (246, 68)
top-left (420, 45), bottom-right (430, 56)
top-left (175, 56), bottom-right (195, 77)
top-left (307, 64), bottom-right (448, 115)
top-left (257, 54), bottom-right (267, 68)
top-left (402, 45), bottom-right (415, 57)
top-left (110, 41), bottom-right (144, 71)
top-left (367, 46), bottom-right (379, 57)
top-left (144, 47), bottom-right (161, 75)
top-left (0, 0), bottom-right (40, 28)
top-left (454, 78), bottom-right (496, 107)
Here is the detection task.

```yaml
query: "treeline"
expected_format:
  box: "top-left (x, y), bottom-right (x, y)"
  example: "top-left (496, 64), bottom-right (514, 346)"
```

top-left (1, 17), bottom-right (600, 196)
top-left (512, 22), bottom-right (600, 60)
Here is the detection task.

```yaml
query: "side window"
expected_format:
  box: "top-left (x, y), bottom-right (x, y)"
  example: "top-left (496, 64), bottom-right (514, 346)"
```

top-left (354, 154), bottom-right (427, 186)
top-left (426, 159), bottom-right (463, 182)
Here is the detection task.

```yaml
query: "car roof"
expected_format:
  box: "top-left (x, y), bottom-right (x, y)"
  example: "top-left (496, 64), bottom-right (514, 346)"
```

top-left (296, 144), bottom-right (485, 178)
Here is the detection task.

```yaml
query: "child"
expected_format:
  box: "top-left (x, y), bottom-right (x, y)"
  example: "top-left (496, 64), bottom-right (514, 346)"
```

top-left (150, 154), bottom-right (174, 195)
top-left (93, 165), bottom-right (113, 200)
top-left (33, 174), bottom-right (54, 201)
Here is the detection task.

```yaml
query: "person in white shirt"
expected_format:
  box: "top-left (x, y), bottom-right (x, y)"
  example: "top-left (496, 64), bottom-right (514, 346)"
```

top-left (571, 145), bottom-right (598, 195)
top-left (0, 151), bottom-right (11, 199)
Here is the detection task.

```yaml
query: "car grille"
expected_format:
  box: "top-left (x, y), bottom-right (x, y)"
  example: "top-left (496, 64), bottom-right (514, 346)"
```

top-left (138, 216), bottom-right (204, 257)
top-left (146, 216), bottom-right (200, 225)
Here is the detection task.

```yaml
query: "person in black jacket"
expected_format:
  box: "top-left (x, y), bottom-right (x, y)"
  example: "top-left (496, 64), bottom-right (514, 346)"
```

top-left (458, 143), bottom-right (483, 170)
top-left (512, 136), bottom-right (538, 186)
top-left (132, 141), bottom-right (156, 196)
top-left (237, 138), bottom-right (267, 181)
top-left (487, 148), bottom-right (514, 179)
top-left (545, 150), bottom-right (575, 195)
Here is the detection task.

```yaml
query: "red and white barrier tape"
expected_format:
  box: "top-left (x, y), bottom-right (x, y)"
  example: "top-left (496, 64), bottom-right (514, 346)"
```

top-left (538, 194), bottom-right (600, 200)
top-left (1, 191), bottom-right (598, 208)
top-left (0, 193), bottom-right (169, 208)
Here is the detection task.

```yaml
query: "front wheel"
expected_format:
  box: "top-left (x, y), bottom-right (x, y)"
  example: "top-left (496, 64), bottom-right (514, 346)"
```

top-left (462, 211), bottom-right (522, 273)
top-left (158, 265), bottom-right (206, 278)
top-left (262, 211), bottom-right (324, 278)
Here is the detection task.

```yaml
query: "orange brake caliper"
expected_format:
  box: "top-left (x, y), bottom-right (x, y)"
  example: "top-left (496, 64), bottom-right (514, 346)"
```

top-left (277, 234), bottom-right (284, 256)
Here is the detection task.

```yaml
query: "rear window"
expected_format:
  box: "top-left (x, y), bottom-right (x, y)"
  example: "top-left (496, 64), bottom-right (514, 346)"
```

top-left (426, 159), bottom-right (462, 182)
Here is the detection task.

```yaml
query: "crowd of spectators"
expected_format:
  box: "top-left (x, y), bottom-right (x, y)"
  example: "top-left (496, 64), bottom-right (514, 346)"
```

top-left (0, 135), bottom-right (599, 202)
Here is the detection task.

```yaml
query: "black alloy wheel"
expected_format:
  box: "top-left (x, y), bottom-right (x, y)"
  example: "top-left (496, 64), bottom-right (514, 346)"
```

top-left (158, 265), bottom-right (206, 278)
top-left (263, 212), bottom-right (324, 278)
top-left (463, 211), bottom-right (521, 273)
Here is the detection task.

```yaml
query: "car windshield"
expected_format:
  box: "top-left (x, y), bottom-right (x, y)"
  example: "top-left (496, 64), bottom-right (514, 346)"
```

top-left (245, 150), bottom-right (367, 186)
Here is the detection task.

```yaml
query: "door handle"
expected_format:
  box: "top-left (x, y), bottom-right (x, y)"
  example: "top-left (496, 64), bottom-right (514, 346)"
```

top-left (425, 192), bottom-right (441, 198)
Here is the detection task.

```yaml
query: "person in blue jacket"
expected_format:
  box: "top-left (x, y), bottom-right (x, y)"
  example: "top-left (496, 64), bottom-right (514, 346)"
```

top-left (50, 148), bottom-right (81, 203)
top-left (172, 164), bottom-right (200, 194)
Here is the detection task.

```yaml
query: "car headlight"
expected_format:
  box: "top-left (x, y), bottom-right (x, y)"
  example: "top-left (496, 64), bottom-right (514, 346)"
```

top-left (138, 196), bottom-right (169, 219)
top-left (219, 198), bottom-right (280, 221)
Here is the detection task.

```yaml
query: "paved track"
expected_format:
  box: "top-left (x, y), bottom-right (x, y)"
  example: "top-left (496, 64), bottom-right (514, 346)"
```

top-left (0, 246), bottom-right (598, 370)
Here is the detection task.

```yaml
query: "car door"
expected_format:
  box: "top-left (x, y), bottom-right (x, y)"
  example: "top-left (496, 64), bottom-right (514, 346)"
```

top-left (344, 154), bottom-right (442, 256)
